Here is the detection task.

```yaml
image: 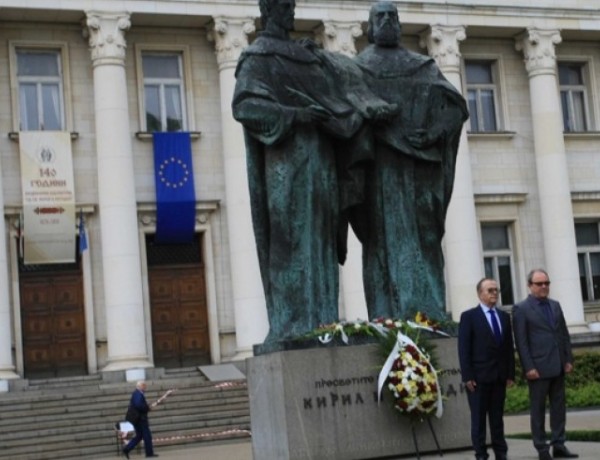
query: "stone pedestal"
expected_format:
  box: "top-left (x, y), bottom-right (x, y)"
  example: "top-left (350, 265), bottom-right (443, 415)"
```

top-left (247, 338), bottom-right (470, 460)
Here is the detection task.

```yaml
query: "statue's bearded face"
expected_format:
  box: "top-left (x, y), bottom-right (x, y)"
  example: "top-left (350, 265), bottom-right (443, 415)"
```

top-left (372, 4), bottom-right (401, 47)
top-left (271, 0), bottom-right (296, 32)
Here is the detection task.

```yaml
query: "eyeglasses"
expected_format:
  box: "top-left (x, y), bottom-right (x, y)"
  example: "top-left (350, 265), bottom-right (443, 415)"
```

top-left (486, 288), bottom-right (499, 293)
top-left (531, 281), bottom-right (551, 287)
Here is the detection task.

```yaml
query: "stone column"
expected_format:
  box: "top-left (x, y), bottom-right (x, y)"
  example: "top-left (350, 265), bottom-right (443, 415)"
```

top-left (315, 21), bottom-right (362, 56)
top-left (208, 17), bottom-right (268, 357)
top-left (420, 25), bottom-right (482, 320)
top-left (0, 176), bottom-right (18, 380)
top-left (515, 28), bottom-right (585, 327)
top-left (85, 11), bottom-right (152, 370)
top-left (315, 21), bottom-right (369, 321)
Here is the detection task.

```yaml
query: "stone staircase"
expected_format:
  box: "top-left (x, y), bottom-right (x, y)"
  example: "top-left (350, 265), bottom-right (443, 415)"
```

top-left (0, 367), bottom-right (251, 459)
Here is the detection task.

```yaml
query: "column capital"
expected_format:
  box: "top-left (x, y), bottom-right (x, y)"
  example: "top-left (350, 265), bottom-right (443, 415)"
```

top-left (314, 21), bottom-right (363, 57)
top-left (515, 28), bottom-right (562, 77)
top-left (419, 24), bottom-right (466, 73)
top-left (84, 11), bottom-right (131, 65)
top-left (208, 17), bottom-right (256, 70)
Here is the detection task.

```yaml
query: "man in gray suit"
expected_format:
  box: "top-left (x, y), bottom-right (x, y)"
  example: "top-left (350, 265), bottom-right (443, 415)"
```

top-left (512, 269), bottom-right (578, 460)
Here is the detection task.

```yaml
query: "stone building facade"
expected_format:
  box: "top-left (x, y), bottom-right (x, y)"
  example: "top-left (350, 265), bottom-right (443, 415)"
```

top-left (0, 0), bottom-right (599, 380)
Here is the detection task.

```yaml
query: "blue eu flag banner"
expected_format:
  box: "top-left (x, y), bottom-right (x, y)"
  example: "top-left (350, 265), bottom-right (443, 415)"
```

top-left (153, 132), bottom-right (196, 244)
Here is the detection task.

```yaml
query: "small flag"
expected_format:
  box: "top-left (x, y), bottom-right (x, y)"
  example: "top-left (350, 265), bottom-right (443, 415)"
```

top-left (79, 210), bottom-right (88, 253)
top-left (18, 211), bottom-right (24, 259)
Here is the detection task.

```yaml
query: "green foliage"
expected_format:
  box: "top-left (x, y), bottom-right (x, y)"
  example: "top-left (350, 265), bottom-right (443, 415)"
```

top-left (565, 383), bottom-right (600, 409)
top-left (506, 350), bottom-right (600, 414)
top-left (508, 430), bottom-right (600, 442)
top-left (564, 430), bottom-right (600, 442)
top-left (504, 385), bottom-right (530, 413)
top-left (564, 351), bottom-right (600, 386)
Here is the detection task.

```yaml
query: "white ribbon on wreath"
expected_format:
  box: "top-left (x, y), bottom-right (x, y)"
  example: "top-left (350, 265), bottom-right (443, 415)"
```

top-left (376, 325), bottom-right (446, 419)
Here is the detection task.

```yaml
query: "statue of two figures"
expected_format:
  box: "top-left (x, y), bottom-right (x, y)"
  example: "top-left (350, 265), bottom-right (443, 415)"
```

top-left (232, 0), bottom-right (469, 353)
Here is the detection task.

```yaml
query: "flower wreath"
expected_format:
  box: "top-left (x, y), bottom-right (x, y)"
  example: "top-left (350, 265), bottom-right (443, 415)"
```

top-left (377, 328), bottom-right (443, 420)
top-left (309, 313), bottom-right (448, 420)
top-left (387, 343), bottom-right (438, 415)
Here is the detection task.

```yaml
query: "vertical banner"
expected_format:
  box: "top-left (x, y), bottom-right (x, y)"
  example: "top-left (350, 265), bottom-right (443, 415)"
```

top-left (153, 132), bottom-right (196, 244)
top-left (19, 131), bottom-right (76, 264)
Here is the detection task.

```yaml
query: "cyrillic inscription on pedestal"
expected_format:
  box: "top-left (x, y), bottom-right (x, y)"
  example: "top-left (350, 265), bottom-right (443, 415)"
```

top-left (247, 339), bottom-right (470, 460)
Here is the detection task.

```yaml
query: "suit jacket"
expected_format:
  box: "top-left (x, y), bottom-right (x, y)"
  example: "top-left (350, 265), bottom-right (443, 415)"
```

top-left (512, 295), bottom-right (573, 379)
top-left (129, 389), bottom-right (150, 421)
top-left (458, 305), bottom-right (516, 384)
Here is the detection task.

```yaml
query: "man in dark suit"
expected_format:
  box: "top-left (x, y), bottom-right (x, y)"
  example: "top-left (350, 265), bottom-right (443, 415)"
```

top-left (122, 381), bottom-right (159, 459)
top-left (513, 269), bottom-right (578, 460)
top-left (458, 278), bottom-right (515, 460)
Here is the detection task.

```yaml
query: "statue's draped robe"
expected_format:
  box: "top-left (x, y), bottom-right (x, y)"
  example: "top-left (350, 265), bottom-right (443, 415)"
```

top-left (353, 45), bottom-right (468, 321)
top-left (232, 35), bottom-right (365, 344)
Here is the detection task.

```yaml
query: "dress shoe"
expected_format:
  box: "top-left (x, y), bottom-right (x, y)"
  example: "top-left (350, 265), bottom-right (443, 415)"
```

top-left (552, 445), bottom-right (578, 458)
top-left (146, 455), bottom-right (159, 458)
top-left (121, 448), bottom-right (130, 459)
top-left (495, 455), bottom-right (507, 460)
top-left (539, 451), bottom-right (552, 460)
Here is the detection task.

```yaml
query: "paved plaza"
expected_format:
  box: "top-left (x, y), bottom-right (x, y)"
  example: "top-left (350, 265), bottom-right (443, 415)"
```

top-left (99, 409), bottom-right (600, 459)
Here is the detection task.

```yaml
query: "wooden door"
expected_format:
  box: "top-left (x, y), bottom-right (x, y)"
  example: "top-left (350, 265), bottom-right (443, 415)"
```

top-left (149, 265), bottom-right (210, 368)
top-left (20, 272), bottom-right (87, 378)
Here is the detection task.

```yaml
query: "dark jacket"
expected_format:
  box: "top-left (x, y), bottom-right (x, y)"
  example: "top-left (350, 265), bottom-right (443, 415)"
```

top-left (129, 389), bottom-right (150, 421)
top-left (458, 305), bottom-right (516, 383)
top-left (512, 295), bottom-right (573, 379)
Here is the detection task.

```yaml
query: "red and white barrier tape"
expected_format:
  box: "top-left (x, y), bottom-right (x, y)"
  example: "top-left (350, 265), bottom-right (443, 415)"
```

top-left (154, 428), bottom-right (251, 442)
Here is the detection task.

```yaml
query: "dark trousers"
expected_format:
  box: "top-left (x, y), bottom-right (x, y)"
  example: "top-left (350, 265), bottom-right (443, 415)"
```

top-left (124, 418), bottom-right (154, 456)
top-left (528, 374), bottom-right (566, 452)
top-left (467, 381), bottom-right (508, 458)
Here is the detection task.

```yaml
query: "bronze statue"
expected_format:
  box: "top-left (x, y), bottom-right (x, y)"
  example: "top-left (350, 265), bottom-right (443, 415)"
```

top-left (232, 0), bottom-right (392, 351)
top-left (350, 1), bottom-right (469, 321)
top-left (233, 0), bottom-right (466, 352)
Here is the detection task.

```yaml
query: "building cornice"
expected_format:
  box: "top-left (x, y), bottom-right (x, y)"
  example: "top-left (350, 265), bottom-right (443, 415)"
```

top-left (0, 1), bottom-right (599, 35)
top-left (572, 192), bottom-right (600, 202)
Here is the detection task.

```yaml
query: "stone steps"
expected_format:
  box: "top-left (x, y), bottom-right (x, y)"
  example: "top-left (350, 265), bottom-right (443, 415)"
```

top-left (0, 369), bottom-right (251, 459)
top-left (1, 404), bottom-right (250, 442)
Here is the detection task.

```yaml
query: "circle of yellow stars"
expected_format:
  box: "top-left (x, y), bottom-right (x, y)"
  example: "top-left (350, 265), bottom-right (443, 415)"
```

top-left (158, 157), bottom-right (190, 188)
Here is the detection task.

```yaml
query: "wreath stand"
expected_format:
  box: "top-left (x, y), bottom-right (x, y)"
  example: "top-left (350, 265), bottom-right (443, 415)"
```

top-left (410, 417), bottom-right (443, 459)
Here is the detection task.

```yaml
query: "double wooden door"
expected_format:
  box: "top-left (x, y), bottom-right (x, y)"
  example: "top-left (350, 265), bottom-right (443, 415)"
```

top-left (149, 264), bottom-right (210, 368)
top-left (20, 271), bottom-right (87, 378)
